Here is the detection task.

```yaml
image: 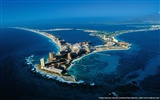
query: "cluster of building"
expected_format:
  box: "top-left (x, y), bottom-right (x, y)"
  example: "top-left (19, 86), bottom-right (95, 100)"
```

top-left (38, 39), bottom-right (92, 75)
top-left (37, 29), bottom-right (131, 76)
top-left (92, 33), bottom-right (129, 48)
top-left (19, 26), bottom-right (159, 82)
top-left (90, 31), bottom-right (131, 49)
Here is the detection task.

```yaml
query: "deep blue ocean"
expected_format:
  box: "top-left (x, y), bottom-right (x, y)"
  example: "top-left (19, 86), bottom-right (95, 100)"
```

top-left (0, 24), bottom-right (160, 100)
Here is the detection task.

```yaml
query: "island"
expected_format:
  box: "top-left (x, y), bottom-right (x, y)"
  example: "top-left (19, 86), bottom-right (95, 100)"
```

top-left (12, 25), bottom-right (160, 83)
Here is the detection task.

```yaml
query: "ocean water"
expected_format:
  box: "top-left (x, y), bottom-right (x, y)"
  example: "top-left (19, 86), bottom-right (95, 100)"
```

top-left (68, 30), bottom-right (160, 96)
top-left (1, 25), bottom-right (160, 100)
top-left (29, 23), bottom-right (152, 32)
top-left (48, 30), bottom-right (103, 46)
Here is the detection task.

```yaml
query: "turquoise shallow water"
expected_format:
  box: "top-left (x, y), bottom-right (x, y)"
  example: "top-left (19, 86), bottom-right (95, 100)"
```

top-left (68, 52), bottom-right (120, 84)
top-left (68, 29), bottom-right (160, 96)
top-left (1, 25), bottom-right (160, 99)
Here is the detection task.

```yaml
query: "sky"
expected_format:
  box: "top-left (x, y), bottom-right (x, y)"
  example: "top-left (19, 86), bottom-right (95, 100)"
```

top-left (1, 0), bottom-right (160, 25)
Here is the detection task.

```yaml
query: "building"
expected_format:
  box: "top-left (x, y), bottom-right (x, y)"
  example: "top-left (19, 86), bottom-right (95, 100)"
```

top-left (112, 37), bottom-right (118, 42)
top-left (118, 42), bottom-right (127, 45)
top-left (49, 52), bottom-right (54, 59)
top-left (48, 67), bottom-right (63, 74)
top-left (72, 43), bottom-right (81, 52)
top-left (49, 52), bottom-right (56, 60)
top-left (40, 58), bottom-right (45, 68)
top-left (75, 48), bottom-right (80, 54)
top-left (67, 53), bottom-right (72, 60)
top-left (85, 47), bottom-right (90, 53)
top-left (42, 67), bottom-right (63, 74)
top-left (118, 42), bottom-right (129, 48)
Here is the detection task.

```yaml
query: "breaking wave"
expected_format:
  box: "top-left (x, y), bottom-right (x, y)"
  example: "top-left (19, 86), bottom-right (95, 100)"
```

top-left (25, 55), bottom-right (94, 85)
top-left (25, 55), bottom-right (34, 65)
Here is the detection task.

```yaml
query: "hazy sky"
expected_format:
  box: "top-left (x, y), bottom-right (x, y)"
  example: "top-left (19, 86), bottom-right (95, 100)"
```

top-left (1, 0), bottom-right (160, 25)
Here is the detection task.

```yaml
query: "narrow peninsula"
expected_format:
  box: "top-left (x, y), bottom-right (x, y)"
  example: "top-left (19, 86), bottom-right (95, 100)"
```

top-left (13, 25), bottom-right (160, 83)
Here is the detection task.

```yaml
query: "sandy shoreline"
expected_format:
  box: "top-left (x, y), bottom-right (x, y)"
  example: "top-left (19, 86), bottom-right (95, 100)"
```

top-left (12, 27), bottom-right (61, 51)
top-left (11, 27), bottom-right (130, 83)
top-left (67, 46), bottom-right (131, 70)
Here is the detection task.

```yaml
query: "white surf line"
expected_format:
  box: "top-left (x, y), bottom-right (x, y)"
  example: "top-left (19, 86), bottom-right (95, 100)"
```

top-left (42, 28), bottom-right (73, 31)
top-left (74, 64), bottom-right (86, 67)
top-left (95, 52), bottom-right (111, 56)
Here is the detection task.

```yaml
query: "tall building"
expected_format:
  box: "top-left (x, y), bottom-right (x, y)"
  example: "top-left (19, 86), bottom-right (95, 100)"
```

top-left (49, 52), bottom-right (56, 60)
top-left (85, 47), bottom-right (90, 53)
top-left (49, 52), bottom-right (54, 59)
top-left (67, 53), bottom-right (72, 60)
top-left (40, 58), bottom-right (45, 68)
